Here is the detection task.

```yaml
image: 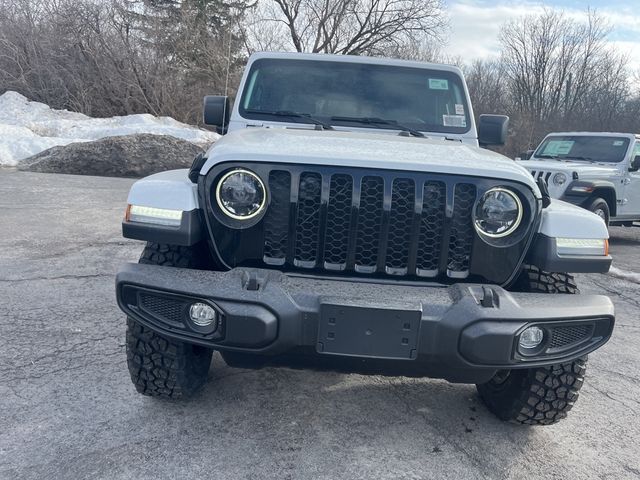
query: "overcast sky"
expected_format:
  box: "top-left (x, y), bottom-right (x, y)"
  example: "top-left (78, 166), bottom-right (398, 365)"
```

top-left (444, 0), bottom-right (640, 71)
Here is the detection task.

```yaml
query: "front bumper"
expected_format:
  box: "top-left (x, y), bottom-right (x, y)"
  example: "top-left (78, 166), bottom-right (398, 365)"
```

top-left (116, 264), bottom-right (614, 384)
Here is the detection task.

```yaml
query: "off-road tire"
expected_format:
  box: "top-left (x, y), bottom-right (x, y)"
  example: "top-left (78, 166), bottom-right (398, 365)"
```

top-left (478, 265), bottom-right (583, 424)
top-left (139, 241), bottom-right (212, 269)
top-left (126, 318), bottom-right (213, 398)
top-left (477, 357), bottom-right (587, 425)
top-left (588, 197), bottom-right (610, 227)
top-left (510, 264), bottom-right (579, 294)
top-left (126, 242), bottom-right (213, 398)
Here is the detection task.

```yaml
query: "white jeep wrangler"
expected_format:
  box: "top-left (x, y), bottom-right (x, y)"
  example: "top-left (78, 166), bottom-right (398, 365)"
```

top-left (518, 132), bottom-right (640, 226)
top-left (116, 52), bottom-right (615, 425)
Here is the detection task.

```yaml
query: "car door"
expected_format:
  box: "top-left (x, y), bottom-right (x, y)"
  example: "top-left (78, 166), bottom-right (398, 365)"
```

top-left (619, 141), bottom-right (640, 218)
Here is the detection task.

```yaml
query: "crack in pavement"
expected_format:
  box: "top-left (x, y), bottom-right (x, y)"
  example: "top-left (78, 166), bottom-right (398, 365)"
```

top-left (0, 273), bottom-right (113, 283)
top-left (583, 382), bottom-right (640, 413)
top-left (590, 278), bottom-right (640, 309)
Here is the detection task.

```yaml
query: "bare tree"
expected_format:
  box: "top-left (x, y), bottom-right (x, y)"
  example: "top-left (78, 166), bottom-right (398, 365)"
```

top-left (0, 0), bottom-right (252, 122)
top-left (494, 9), bottom-right (631, 155)
top-left (249, 0), bottom-right (445, 56)
top-left (464, 59), bottom-right (508, 115)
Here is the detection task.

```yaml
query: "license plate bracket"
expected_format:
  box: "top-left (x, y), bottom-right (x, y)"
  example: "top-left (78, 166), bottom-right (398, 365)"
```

top-left (317, 302), bottom-right (421, 360)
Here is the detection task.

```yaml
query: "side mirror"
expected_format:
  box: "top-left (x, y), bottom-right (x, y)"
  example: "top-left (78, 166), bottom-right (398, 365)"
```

top-left (630, 155), bottom-right (640, 172)
top-left (478, 114), bottom-right (509, 146)
top-left (203, 95), bottom-right (230, 134)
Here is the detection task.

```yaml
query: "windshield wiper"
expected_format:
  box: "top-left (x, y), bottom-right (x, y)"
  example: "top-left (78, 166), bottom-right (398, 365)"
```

top-left (330, 116), bottom-right (425, 138)
top-left (563, 156), bottom-right (593, 161)
top-left (244, 109), bottom-right (334, 130)
top-left (535, 154), bottom-right (558, 159)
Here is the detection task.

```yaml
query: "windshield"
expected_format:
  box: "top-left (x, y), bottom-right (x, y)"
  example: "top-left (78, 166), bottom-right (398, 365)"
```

top-left (533, 135), bottom-right (630, 163)
top-left (239, 58), bottom-right (471, 134)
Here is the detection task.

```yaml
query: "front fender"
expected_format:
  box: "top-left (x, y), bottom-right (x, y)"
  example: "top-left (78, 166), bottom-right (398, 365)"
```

top-left (127, 169), bottom-right (199, 211)
top-left (123, 169), bottom-right (203, 246)
top-left (527, 199), bottom-right (611, 273)
top-left (539, 198), bottom-right (609, 239)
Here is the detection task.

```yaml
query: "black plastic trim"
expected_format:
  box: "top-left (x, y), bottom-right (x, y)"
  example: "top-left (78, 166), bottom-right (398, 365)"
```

top-left (188, 153), bottom-right (207, 183)
top-left (115, 263), bottom-right (615, 383)
top-left (526, 234), bottom-right (612, 273)
top-left (560, 181), bottom-right (617, 208)
top-left (122, 209), bottom-right (202, 246)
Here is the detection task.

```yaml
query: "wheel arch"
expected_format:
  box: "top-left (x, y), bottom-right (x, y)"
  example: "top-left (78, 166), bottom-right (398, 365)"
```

top-left (590, 186), bottom-right (617, 217)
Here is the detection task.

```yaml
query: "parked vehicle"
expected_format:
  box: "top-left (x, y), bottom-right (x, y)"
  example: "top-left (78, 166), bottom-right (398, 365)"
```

top-left (518, 132), bottom-right (640, 226)
top-left (116, 53), bottom-right (614, 425)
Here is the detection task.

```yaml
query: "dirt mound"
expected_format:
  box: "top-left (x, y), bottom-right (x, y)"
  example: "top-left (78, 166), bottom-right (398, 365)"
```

top-left (19, 133), bottom-right (203, 177)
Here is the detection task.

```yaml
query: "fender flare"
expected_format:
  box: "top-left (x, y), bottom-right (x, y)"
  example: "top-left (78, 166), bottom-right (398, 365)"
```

top-left (527, 199), bottom-right (611, 273)
top-left (123, 169), bottom-right (203, 246)
top-left (561, 180), bottom-right (617, 216)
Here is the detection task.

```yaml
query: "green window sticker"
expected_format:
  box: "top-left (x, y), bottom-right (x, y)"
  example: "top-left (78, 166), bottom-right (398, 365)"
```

top-left (429, 79), bottom-right (449, 90)
top-left (543, 140), bottom-right (574, 156)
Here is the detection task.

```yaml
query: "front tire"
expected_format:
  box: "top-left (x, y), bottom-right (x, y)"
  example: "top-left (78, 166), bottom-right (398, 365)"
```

top-left (588, 197), bottom-right (610, 227)
top-left (126, 242), bottom-right (214, 398)
top-left (477, 358), bottom-right (587, 425)
top-left (126, 318), bottom-right (213, 398)
top-left (478, 265), bottom-right (583, 425)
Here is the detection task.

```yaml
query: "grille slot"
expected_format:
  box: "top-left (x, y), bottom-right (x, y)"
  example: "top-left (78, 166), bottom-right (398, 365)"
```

top-left (139, 294), bottom-right (186, 324)
top-left (261, 170), bottom-right (482, 279)
top-left (530, 170), bottom-right (552, 185)
top-left (549, 324), bottom-right (593, 349)
top-left (355, 176), bottom-right (385, 271)
top-left (447, 184), bottom-right (477, 277)
top-left (294, 172), bottom-right (322, 267)
top-left (386, 178), bottom-right (415, 273)
top-left (416, 181), bottom-right (446, 276)
top-left (263, 170), bottom-right (291, 264)
top-left (324, 174), bottom-right (353, 268)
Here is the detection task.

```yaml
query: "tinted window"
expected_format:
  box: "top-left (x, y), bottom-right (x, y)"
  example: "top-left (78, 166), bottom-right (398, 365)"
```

top-left (239, 58), bottom-right (471, 134)
top-left (534, 135), bottom-right (630, 163)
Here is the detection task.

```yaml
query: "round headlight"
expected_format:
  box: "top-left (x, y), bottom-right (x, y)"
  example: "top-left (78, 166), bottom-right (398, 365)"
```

top-left (474, 187), bottom-right (523, 238)
top-left (215, 169), bottom-right (266, 219)
top-left (552, 173), bottom-right (567, 186)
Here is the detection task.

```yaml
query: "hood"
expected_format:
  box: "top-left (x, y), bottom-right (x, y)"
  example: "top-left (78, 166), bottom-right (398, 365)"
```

top-left (519, 159), bottom-right (620, 178)
top-left (202, 128), bottom-right (539, 192)
top-left (517, 158), bottom-right (621, 198)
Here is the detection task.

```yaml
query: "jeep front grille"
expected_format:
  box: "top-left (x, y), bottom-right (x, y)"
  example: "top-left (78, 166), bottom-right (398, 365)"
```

top-left (261, 170), bottom-right (477, 279)
top-left (204, 163), bottom-right (539, 285)
top-left (530, 170), bottom-right (552, 184)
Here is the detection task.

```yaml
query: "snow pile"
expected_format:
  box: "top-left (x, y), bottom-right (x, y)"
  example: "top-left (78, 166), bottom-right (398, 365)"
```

top-left (608, 266), bottom-right (640, 285)
top-left (0, 91), bottom-right (219, 166)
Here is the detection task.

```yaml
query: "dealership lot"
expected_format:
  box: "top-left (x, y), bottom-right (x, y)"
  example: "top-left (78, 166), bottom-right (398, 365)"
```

top-left (1, 171), bottom-right (639, 480)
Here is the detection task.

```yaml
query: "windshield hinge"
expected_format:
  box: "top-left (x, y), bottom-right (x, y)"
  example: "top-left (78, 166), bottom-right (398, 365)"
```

top-left (537, 177), bottom-right (552, 208)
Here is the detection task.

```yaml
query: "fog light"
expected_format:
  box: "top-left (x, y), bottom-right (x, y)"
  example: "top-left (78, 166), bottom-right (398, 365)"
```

top-left (519, 326), bottom-right (544, 350)
top-left (189, 302), bottom-right (218, 328)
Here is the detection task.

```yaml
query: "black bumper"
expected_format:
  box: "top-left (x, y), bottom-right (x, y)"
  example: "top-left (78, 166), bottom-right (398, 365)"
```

top-left (116, 264), bottom-right (614, 384)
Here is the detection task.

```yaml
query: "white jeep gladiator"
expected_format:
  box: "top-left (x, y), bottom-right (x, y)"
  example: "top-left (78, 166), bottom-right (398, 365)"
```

top-left (519, 132), bottom-right (640, 226)
top-left (116, 52), bottom-right (615, 425)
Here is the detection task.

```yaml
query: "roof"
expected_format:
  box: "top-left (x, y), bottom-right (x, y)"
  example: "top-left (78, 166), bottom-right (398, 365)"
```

top-left (248, 51), bottom-right (464, 76)
top-left (543, 131), bottom-right (639, 140)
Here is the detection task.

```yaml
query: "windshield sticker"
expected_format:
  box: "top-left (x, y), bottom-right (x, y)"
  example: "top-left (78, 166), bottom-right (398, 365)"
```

top-left (543, 140), bottom-right (574, 155)
top-left (613, 140), bottom-right (625, 146)
top-left (429, 79), bottom-right (449, 90)
top-left (443, 114), bottom-right (466, 127)
top-left (455, 104), bottom-right (465, 115)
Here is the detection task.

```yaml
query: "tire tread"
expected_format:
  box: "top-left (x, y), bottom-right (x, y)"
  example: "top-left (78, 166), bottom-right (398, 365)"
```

top-left (125, 242), bottom-right (213, 399)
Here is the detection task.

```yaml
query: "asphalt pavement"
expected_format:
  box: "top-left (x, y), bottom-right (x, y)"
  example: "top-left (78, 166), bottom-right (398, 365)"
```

top-left (1, 170), bottom-right (639, 480)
